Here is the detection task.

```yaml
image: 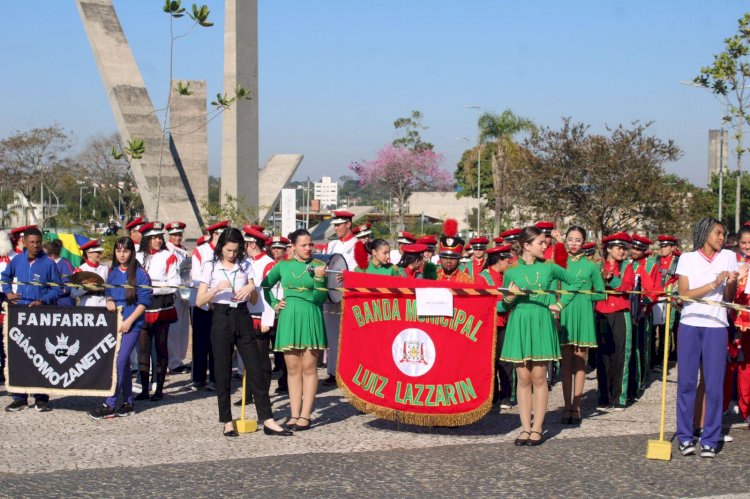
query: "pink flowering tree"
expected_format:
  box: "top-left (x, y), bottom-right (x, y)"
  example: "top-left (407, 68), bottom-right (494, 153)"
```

top-left (349, 144), bottom-right (453, 230)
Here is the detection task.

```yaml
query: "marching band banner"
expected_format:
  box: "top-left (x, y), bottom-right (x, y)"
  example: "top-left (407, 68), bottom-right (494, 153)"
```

top-left (3, 304), bottom-right (121, 396)
top-left (337, 272), bottom-right (497, 426)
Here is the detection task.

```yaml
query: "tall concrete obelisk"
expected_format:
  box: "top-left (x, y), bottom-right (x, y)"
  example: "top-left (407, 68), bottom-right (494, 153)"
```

top-left (221, 0), bottom-right (259, 214)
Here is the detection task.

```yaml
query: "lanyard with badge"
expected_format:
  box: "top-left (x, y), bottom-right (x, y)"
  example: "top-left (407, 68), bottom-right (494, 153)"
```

top-left (221, 268), bottom-right (240, 307)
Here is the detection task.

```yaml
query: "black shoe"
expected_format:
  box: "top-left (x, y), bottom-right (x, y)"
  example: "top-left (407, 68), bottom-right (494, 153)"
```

top-left (284, 417), bottom-right (299, 430)
top-left (190, 381), bottom-right (206, 391)
top-left (34, 400), bottom-right (52, 412)
top-left (5, 399), bottom-right (28, 412)
top-left (263, 426), bottom-right (294, 436)
top-left (291, 417), bottom-right (311, 431)
top-left (274, 385), bottom-right (288, 394)
top-left (679, 440), bottom-right (696, 456)
top-left (514, 431), bottom-right (530, 446)
top-left (272, 366), bottom-right (282, 373)
top-left (134, 391), bottom-right (150, 401)
top-left (150, 392), bottom-right (163, 402)
top-left (116, 403), bottom-right (135, 417)
top-left (700, 444), bottom-right (716, 458)
top-left (527, 431), bottom-right (545, 446)
top-left (322, 375), bottom-right (337, 386)
top-left (170, 365), bottom-right (191, 374)
top-left (88, 404), bottom-right (116, 420)
top-left (223, 428), bottom-right (239, 437)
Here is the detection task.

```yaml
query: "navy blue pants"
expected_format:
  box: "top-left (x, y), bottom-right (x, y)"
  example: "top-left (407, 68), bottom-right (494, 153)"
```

top-left (676, 323), bottom-right (728, 448)
top-left (106, 328), bottom-right (141, 408)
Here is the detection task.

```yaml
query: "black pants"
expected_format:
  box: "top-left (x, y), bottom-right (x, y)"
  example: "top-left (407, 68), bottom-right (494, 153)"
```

top-left (139, 322), bottom-right (169, 393)
top-left (596, 311), bottom-right (630, 407)
top-left (192, 307), bottom-right (215, 384)
top-left (495, 327), bottom-right (515, 402)
top-left (211, 304), bottom-right (273, 423)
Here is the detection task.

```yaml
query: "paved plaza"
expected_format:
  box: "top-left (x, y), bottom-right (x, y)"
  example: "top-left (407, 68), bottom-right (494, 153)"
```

top-left (1, 365), bottom-right (750, 497)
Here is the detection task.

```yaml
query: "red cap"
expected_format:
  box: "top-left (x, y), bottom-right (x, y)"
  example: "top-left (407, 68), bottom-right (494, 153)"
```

top-left (493, 236), bottom-right (504, 245)
top-left (601, 232), bottom-right (632, 247)
top-left (206, 220), bottom-right (231, 233)
top-left (330, 210), bottom-right (355, 224)
top-left (125, 217), bottom-right (145, 231)
top-left (499, 228), bottom-right (522, 241)
top-left (631, 234), bottom-right (653, 249)
top-left (10, 224), bottom-right (38, 236)
top-left (464, 243), bottom-right (473, 252)
top-left (582, 242), bottom-right (597, 250)
top-left (242, 225), bottom-right (267, 243)
top-left (534, 221), bottom-right (555, 233)
top-left (251, 224), bottom-right (265, 233)
top-left (269, 236), bottom-right (291, 249)
top-left (402, 243), bottom-right (428, 255)
top-left (657, 234), bottom-right (678, 245)
top-left (487, 244), bottom-right (513, 257)
top-left (165, 221), bottom-right (186, 234)
top-left (416, 235), bottom-right (437, 247)
top-left (138, 221), bottom-right (165, 237)
top-left (196, 236), bottom-right (208, 246)
top-left (79, 239), bottom-right (104, 253)
top-left (469, 236), bottom-right (490, 247)
top-left (396, 231), bottom-right (417, 244)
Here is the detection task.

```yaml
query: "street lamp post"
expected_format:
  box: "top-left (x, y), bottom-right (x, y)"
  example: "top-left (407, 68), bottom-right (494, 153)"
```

top-left (464, 105), bottom-right (482, 235)
top-left (79, 186), bottom-right (89, 222)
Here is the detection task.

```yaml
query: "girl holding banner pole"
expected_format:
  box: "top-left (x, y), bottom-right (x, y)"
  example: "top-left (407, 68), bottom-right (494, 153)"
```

top-left (261, 229), bottom-right (328, 432)
top-left (499, 227), bottom-right (581, 446)
top-left (89, 237), bottom-right (152, 420)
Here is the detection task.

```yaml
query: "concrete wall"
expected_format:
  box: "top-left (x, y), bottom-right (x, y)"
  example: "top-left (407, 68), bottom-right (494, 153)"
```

top-left (708, 129), bottom-right (729, 186)
top-left (76, 0), bottom-right (202, 239)
top-left (170, 80), bottom-right (208, 216)
top-left (406, 192), bottom-right (483, 231)
top-left (221, 0), bottom-right (259, 214)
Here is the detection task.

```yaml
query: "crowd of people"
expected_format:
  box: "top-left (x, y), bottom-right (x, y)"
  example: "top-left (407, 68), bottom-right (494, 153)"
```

top-left (0, 211), bottom-right (748, 454)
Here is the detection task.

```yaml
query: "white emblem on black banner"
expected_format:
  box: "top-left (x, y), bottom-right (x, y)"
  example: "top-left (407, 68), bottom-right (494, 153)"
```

top-left (45, 334), bottom-right (80, 364)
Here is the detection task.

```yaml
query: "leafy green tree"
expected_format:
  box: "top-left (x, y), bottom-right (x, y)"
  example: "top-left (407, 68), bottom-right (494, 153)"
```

top-left (476, 109), bottom-right (536, 236)
top-left (708, 171), bottom-right (750, 231)
top-left (393, 110), bottom-right (433, 152)
top-left (454, 142), bottom-right (496, 203)
top-left (519, 118), bottom-right (683, 237)
top-left (695, 12), bottom-right (750, 231)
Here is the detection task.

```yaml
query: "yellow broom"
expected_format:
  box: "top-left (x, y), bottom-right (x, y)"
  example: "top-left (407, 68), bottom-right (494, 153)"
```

top-left (234, 371), bottom-right (258, 433)
top-left (646, 286), bottom-right (673, 460)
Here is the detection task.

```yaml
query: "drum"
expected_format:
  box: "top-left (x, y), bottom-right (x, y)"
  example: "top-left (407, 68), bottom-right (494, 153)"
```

top-left (312, 253), bottom-right (348, 303)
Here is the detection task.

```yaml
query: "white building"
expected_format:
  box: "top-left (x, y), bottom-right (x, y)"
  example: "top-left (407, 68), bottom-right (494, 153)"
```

top-left (406, 191), bottom-right (485, 232)
top-left (314, 176), bottom-right (338, 209)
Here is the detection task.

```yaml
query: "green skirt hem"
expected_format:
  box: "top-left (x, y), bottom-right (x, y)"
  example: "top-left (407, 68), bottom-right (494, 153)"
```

top-left (499, 355), bottom-right (561, 363)
top-left (274, 344), bottom-right (327, 353)
top-left (560, 341), bottom-right (598, 348)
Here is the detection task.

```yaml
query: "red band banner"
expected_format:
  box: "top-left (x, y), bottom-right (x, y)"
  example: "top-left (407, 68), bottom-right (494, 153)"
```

top-left (337, 272), bottom-right (497, 426)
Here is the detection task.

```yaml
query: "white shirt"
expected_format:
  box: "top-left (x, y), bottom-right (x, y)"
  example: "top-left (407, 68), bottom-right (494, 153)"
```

top-left (390, 249), bottom-right (402, 266)
top-left (326, 235), bottom-right (357, 271)
top-left (675, 249), bottom-right (739, 327)
top-left (200, 259), bottom-right (255, 305)
top-left (190, 242), bottom-right (215, 309)
top-left (75, 260), bottom-right (109, 307)
top-left (245, 253), bottom-right (276, 327)
top-left (136, 250), bottom-right (180, 296)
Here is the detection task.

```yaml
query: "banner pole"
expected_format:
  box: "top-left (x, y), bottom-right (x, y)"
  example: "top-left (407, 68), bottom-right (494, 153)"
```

top-left (234, 370), bottom-right (257, 433)
top-left (647, 285), bottom-right (673, 460)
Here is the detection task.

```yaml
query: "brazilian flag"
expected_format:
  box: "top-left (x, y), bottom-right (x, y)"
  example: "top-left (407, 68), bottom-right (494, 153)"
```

top-left (43, 232), bottom-right (91, 268)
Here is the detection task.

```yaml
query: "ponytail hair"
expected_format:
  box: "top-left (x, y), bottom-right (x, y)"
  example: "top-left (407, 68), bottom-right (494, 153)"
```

top-left (512, 226), bottom-right (543, 256)
top-left (483, 252), bottom-right (504, 270)
top-left (365, 238), bottom-right (390, 254)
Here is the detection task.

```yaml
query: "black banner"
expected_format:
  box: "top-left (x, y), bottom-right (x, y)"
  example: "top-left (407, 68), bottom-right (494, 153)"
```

top-left (3, 304), bottom-right (121, 396)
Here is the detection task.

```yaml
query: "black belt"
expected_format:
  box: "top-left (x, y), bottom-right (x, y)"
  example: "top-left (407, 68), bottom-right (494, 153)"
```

top-left (212, 302), bottom-right (248, 312)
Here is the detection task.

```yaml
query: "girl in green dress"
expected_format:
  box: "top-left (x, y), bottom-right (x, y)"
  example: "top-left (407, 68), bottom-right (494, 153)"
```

top-left (354, 239), bottom-right (403, 276)
top-left (558, 226), bottom-right (605, 425)
top-left (500, 227), bottom-right (581, 445)
top-left (261, 229), bottom-right (328, 431)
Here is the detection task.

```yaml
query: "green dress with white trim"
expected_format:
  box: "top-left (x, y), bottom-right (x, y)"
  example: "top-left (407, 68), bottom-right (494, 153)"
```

top-left (261, 258), bottom-right (328, 352)
top-left (499, 259), bottom-right (581, 362)
top-left (559, 254), bottom-right (606, 348)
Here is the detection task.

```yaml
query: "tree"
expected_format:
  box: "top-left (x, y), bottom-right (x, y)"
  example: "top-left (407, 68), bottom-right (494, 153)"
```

top-left (349, 144), bottom-right (452, 231)
top-left (694, 12), bottom-right (750, 232)
top-left (77, 134), bottom-right (142, 222)
top-left (454, 142), bottom-right (496, 202)
top-left (708, 171), bottom-right (750, 231)
top-left (519, 118), bottom-right (683, 237)
top-left (476, 109), bottom-right (536, 236)
top-left (0, 124), bottom-right (72, 225)
top-left (392, 110), bottom-right (433, 152)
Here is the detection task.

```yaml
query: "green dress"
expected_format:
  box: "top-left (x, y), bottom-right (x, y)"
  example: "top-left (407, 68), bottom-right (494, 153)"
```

top-left (261, 258), bottom-right (328, 352)
top-left (499, 259), bottom-right (581, 362)
top-left (354, 261), bottom-right (403, 276)
top-left (559, 254), bottom-right (606, 348)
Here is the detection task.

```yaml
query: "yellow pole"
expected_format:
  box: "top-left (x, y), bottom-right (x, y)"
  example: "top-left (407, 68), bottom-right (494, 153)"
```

top-left (234, 370), bottom-right (258, 433)
top-left (241, 371), bottom-right (247, 421)
top-left (647, 285), bottom-right (673, 460)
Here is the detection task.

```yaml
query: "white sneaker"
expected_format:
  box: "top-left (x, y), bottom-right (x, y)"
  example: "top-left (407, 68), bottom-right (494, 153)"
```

top-left (723, 433), bottom-right (733, 443)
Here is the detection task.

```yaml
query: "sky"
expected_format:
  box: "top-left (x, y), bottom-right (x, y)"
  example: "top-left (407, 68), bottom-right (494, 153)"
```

top-left (1, 0), bottom-right (747, 188)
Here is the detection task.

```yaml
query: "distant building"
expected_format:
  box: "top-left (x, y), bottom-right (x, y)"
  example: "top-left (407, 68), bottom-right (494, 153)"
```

top-left (406, 192), bottom-right (485, 232)
top-left (708, 129), bottom-right (729, 185)
top-left (313, 176), bottom-right (338, 209)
